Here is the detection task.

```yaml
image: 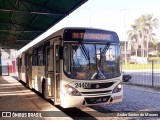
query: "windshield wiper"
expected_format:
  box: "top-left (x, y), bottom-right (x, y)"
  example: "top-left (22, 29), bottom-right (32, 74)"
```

top-left (93, 44), bottom-right (105, 79)
top-left (94, 43), bottom-right (110, 79)
top-left (98, 43), bottom-right (110, 67)
top-left (100, 42), bottom-right (110, 58)
top-left (80, 45), bottom-right (91, 69)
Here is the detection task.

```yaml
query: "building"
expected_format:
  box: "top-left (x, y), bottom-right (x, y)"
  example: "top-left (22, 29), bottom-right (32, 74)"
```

top-left (0, 49), bottom-right (17, 75)
top-left (120, 41), bottom-right (131, 63)
top-left (120, 41), bottom-right (160, 63)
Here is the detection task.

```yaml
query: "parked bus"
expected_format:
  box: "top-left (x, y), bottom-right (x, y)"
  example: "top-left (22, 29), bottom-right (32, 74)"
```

top-left (17, 27), bottom-right (122, 108)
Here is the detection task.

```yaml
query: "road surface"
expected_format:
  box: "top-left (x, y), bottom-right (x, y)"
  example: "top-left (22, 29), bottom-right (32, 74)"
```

top-left (123, 70), bottom-right (160, 87)
top-left (0, 76), bottom-right (160, 120)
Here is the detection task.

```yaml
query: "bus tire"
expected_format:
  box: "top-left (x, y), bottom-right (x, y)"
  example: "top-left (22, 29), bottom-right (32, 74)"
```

top-left (42, 78), bottom-right (46, 98)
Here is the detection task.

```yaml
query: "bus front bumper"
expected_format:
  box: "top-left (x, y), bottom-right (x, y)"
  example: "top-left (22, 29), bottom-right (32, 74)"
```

top-left (60, 93), bottom-right (123, 108)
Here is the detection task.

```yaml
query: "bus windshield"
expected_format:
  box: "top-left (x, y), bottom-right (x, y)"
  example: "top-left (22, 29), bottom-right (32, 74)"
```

top-left (64, 43), bottom-right (121, 80)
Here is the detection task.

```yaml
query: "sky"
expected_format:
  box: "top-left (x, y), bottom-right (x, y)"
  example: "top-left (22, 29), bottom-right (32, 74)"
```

top-left (53, 0), bottom-right (160, 41)
top-left (59, 0), bottom-right (160, 41)
top-left (20, 0), bottom-right (160, 52)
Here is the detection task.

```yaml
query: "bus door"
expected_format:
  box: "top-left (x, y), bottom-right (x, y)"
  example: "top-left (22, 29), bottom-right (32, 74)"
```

top-left (25, 52), bottom-right (32, 88)
top-left (28, 53), bottom-right (32, 88)
top-left (46, 41), bottom-right (61, 105)
top-left (17, 57), bottom-right (22, 80)
top-left (45, 46), bottom-right (54, 98)
top-left (53, 42), bottom-right (61, 105)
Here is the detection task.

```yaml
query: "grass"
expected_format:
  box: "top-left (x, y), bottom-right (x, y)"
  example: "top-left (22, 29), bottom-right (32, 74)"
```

top-left (122, 64), bottom-right (160, 70)
top-left (148, 57), bottom-right (160, 60)
top-left (123, 57), bottom-right (160, 70)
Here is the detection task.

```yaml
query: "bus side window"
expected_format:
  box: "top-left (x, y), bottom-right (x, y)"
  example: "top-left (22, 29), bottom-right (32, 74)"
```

top-left (55, 45), bottom-right (60, 73)
top-left (21, 54), bottom-right (24, 66)
top-left (24, 53), bottom-right (28, 66)
top-left (38, 46), bottom-right (43, 66)
top-left (43, 45), bottom-right (46, 66)
top-left (32, 49), bottom-right (37, 66)
top-left (19, 57), bottom-right (22, 66)
top-left (64, 45), bottom-right (69, 73)
top-left (47, 48), bottom-right (50, 66)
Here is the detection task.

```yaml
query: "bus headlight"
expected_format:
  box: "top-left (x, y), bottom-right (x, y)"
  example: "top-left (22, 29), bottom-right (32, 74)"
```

top-left (112, 83), bottom-right (122, 93)
top-left (63, 85), bottom-right (82, 96)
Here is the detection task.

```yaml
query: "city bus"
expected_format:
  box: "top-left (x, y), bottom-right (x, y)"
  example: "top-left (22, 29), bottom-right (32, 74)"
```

top-left (17, 27), bottom-right (122, 108)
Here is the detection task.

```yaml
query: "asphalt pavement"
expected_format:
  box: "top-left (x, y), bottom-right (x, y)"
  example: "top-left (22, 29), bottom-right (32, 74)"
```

top-left (1, 76), bottom-right (160, 120)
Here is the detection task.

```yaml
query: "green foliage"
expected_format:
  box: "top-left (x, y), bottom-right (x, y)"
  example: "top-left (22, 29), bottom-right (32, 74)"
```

top-left (127, 61), bottom-right (135, 64)
top-left (122, 63), bottom-right (160, 70)
top-left (148, 57), bottom-right (160, 61)
top-left (127, 14), bottom-right (159, 57)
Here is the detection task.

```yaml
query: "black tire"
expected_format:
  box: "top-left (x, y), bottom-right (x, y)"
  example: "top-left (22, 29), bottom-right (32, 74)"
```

top-left (42, 79), bottom-right (46, 98)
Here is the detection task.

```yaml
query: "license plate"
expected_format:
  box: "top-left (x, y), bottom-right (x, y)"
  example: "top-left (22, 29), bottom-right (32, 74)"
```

top-left (85, 96), bottom-right (110, 104)
top-left (96, 97), bottom-right (107, 103)
top-left (96, 98), bottom-right (102, 102)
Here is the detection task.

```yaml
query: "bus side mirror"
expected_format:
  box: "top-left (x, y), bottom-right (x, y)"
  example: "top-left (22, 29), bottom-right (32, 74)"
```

top-left (59, 46), bottom-right (63, 59)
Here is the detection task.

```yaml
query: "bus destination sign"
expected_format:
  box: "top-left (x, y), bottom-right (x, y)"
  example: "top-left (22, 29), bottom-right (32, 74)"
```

top-left (64, 29), bottom-right (119, 42)
top-left (72, 32), bottom-right (112, 40)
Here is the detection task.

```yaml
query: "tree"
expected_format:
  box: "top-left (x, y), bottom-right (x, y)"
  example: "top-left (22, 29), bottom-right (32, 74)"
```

top-left (127, 25), bottom-right (139, 58)
top-left (127, 14), bottom-right (159, 58)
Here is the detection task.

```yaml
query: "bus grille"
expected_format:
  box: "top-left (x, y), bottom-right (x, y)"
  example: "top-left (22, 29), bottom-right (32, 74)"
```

top-left (85, 96), bottom-right (111, 104)
top-left (81, 90), bottom-right (112, 95)
top-left (84, 82), bottom-right (114, 89)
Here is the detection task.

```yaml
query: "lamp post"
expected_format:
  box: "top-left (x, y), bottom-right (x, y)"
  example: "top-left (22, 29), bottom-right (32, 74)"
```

top-left (89, 6), bottom-right (92, 28)
top-left (121, 8), bottom-right (128, 64)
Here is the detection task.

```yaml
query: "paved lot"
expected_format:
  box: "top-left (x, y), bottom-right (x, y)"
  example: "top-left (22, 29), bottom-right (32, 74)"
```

top-left (0, 76), bottom-right (71, 120)
top-left (124, 70), bottom-right (160, 87)
top-left (1, 76), bottom-right (160, 120)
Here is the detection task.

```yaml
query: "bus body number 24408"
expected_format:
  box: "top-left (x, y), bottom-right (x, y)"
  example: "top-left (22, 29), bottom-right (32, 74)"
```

top-left (75, 83), bottom-right (91, 89)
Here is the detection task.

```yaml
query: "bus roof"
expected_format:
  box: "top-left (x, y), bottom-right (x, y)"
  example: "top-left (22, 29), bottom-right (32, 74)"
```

top-left (17, 27), bottom-right (119, 56)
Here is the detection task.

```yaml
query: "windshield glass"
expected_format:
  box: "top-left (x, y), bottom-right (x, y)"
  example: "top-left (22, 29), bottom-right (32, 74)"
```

top-left (64, 43), bottom-right (121, 80)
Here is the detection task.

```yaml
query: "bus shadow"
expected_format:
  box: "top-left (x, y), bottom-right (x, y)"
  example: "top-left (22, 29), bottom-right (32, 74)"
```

top-left (89, 105), bottom-right (113, 114)
top-left (54, 105), bottom-right (97, 120)
top-left (30, 89), bottom-right (97, 119)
